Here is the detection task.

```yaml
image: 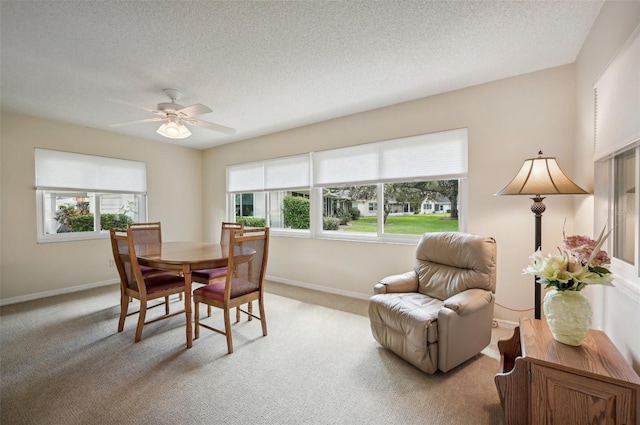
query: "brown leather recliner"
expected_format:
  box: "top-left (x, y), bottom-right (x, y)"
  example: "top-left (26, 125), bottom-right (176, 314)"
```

top-left (368, 232), bottom-right (497, 374)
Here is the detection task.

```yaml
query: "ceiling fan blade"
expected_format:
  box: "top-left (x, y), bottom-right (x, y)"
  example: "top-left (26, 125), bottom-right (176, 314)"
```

top-left (110, 117), bottom-right (165, 127)
top-left (177, 103), bottom-right (213, 118)
top-left (185, 118), bottom-right (236, 135)
top-left (106, 98), bottom-right (159, 114)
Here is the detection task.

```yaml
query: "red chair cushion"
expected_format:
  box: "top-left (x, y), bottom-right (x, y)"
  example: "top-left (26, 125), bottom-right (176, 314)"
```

top-left (145, 274), bottom-right (185, 295)
top-left (193, 278), bottom-right (258, 302)
top-left (192, 267), bottom-right (227, 280)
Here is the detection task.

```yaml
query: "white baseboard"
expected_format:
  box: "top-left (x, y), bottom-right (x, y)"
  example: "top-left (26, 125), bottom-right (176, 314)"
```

top-left (494, 318), bottom-right (518, 329)
top-left (0, 279), bottom-right (119, 306)
top-left (1, 275), bottom-right (364, 307)
top-left (266, 274), bottom-right (371, 300)
top-left (1, 275), bottom-right (520, 334)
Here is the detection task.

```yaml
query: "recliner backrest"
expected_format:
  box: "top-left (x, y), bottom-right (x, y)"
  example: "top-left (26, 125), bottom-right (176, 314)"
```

top-left (414, 232), bottom-right (496, 300)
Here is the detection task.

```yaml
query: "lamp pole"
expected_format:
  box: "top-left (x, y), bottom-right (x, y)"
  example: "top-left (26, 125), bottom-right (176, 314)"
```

top-left (531, 196), bottom-right (546, 319)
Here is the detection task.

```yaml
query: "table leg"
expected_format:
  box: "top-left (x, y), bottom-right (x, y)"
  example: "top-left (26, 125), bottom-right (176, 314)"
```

top-left (183, 266), bottom-right (193, 348)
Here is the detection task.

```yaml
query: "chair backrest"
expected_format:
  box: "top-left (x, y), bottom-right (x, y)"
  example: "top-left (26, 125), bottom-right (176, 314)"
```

top-left (128, 222), bottom-right (162, 244)
top-left (414, 232), bottom-right (496, 300)
top-left (220, 222), bottom-right (244, 245)
top-left (109, 228), bottom-right (145, 294)
top-left (225, 227), bottom-right (269, 299)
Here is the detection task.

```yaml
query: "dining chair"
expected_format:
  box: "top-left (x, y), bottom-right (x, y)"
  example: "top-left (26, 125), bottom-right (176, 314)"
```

top-left (192, 222), bottom-right (244, 316)
top-left (110, 228), bottom-right (186, 342)
top-left (193, 227), bottom-right (269, 354)
top-left (128, 221), bottom-right (183, 301)
top-left (128, 222), bottom-right (171, 278)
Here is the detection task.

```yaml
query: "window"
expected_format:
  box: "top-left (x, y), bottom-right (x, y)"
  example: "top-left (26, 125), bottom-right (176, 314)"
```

top-left (317, 180), bottom-right (460, 236)
top-left (593, 27), bottom-right (640, 300)
top-left (613, 148), bottom-right (637, 265)
top-left (235, 193), bottom-right (255, 217)
top-left (312, 129), bottom-right (466, 239)
top-left (595, 145), bottom-right (640, 301)
top-left (324, 184), bottom-right (377, 233)
top-left (226, 128), bottom-right (467, 241)
top-left (226, 154), bottom-right (310, 231)
top-left (35, 149), bottom-right (147, 242)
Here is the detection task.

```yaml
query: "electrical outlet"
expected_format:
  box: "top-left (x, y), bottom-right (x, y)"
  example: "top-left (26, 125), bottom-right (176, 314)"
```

top-left (108, 259), bottom-right (116, 268)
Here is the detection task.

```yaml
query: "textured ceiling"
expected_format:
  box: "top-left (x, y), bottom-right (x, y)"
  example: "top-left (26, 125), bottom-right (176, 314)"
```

top-left (1, 1), bottom-right (603, 150)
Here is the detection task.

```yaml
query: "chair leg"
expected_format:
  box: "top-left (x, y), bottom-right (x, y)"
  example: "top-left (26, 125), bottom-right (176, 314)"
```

top-left (259, 297), bottom-right (267, 336)
top-left (194, 300), bottom-right (200, 340)
top-left (135, 299), bottom-right (147, 342)
top-left (208, 305), bottom-right (212, 318)
top-left (236, 306), bottom-right (240, 322)
top-left (248, 301), bottom-right (253, 321)
top-left (224, 308), bottom-right (233, 354)
top-left (118, 292), bottom-right (128, 332)
top-left (164, 296), bottom-right (170, 315)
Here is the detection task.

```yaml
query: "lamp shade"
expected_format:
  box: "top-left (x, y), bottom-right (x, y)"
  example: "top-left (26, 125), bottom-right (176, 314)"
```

top-left (157, 119), bottom-right (192, 139)
top-left (496, 151), bottom-right (588, 196)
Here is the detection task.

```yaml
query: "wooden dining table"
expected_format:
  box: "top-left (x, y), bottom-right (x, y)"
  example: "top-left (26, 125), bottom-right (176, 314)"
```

top-left (135, 241), bottom-right (251, 348)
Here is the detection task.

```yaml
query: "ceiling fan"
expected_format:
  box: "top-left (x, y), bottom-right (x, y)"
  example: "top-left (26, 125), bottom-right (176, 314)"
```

top-left (110, 89), bottom-right (236, 139)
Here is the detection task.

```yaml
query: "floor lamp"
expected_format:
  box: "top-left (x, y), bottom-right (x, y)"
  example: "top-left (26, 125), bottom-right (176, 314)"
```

top-left (496, 151), bottom-right (588, 319)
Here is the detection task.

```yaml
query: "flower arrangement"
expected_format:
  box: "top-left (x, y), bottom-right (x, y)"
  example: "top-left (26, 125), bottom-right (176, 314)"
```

top-left (524, 226), bottom-right (613, 292)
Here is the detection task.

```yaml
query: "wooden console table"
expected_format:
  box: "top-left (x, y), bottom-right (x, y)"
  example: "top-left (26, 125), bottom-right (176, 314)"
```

top-left (495, 317), bottom-right (640, 425)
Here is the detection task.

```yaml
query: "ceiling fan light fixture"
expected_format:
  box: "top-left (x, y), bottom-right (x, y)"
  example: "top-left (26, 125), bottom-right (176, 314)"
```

top-left (157, 119), bottom-right (191, 139)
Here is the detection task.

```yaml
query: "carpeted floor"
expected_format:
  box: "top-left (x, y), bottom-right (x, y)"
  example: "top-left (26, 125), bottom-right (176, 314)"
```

top-left (0, 282), bottom-right (509, 425)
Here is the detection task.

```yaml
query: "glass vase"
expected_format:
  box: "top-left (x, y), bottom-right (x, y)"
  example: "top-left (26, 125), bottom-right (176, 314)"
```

top-left (543, 289), bottom-right (592, 346)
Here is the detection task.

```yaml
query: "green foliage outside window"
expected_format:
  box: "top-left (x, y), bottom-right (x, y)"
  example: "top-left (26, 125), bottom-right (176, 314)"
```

top-left (337, 209), bottom-right (352, 225)
top-left (65, 213), bottom-right (133, 232)
top-left (235, 216), bottom-right (266, 227)
top-left (283, 196), bottom-right (310, 229)
top-left (323, 217), bottom-right (340, 230)
top-left (101, 214), bottom-right (134, 230)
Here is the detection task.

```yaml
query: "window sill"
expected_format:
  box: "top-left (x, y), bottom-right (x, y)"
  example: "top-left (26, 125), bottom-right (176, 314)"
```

top-left (37, 232), bottom-right (110, 243)
top-left (610, 259), bottom-right (640, 305)
top-left (269, 228), bottom-right (419, 245)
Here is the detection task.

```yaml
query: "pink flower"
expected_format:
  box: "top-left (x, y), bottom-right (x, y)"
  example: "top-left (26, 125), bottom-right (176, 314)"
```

top-left (562, 234), bottom-right (610, 267)
top-left (524, 225), bottom-right (613, 292)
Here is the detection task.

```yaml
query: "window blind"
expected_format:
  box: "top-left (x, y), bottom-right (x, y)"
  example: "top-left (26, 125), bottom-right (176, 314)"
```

top-left (226, 161), bottom-right (264, 192)
top-left (379, 129), bottom-right (468, 181)
top-left (263, 155), bottom-right (311, 190)
top-left (594, 26), bottom-right (640, 160)
top-left (226, 154), bottom-right (310, 193)
top-left (311, 143), bottom-right (380, 186)
top-left (313, 128), bottom-right (468, 186)
top-left (35, 148), bottom-right (147, 193)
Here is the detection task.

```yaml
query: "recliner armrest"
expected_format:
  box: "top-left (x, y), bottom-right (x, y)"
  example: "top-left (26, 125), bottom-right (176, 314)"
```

top-left (373, 271), bottom-right (419, 294)
top-left (443, 289), bottom-right (493, 316)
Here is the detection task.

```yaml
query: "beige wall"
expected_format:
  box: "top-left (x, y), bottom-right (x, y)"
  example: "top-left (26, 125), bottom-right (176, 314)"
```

top-left (574, 0), bottom-right (640, 369)
top-left (1, 0), bottom-right (637, 368)
top-left (203, 64), bottom-right (580, 314)
top-left (0, 112), bottom-right (203, 301)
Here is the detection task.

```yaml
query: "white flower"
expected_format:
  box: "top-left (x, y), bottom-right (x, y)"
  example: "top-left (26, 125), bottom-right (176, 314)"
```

top-left (523, 227), bottom-right (613, 292)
